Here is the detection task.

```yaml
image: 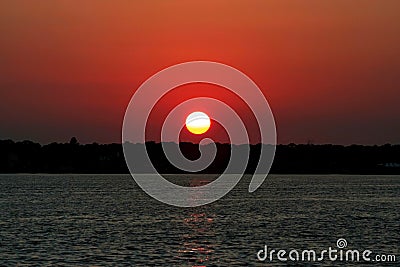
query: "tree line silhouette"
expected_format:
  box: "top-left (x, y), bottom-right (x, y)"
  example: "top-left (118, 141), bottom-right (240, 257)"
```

top-left (0, 138), bottom-right (399, 174)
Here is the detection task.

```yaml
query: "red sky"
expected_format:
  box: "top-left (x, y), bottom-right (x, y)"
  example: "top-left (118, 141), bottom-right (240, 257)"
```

top-left (1, 1), bottom-right (399, 144)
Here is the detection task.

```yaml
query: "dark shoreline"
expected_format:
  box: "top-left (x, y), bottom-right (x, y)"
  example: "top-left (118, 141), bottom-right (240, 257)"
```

top-left (1, 139), bottom-right (399, 174)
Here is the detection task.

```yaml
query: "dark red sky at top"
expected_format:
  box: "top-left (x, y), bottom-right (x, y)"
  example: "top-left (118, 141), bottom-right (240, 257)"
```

top-left (0, 1), bottom-right (399, 145)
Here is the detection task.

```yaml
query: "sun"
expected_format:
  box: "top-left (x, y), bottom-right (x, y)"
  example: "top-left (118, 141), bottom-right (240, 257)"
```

top-left (185, 111), bottom-right (211, 135)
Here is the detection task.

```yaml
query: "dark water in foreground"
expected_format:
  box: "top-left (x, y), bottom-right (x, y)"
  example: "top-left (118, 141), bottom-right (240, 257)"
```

top-left (0, 174), bottom-right (399, 266)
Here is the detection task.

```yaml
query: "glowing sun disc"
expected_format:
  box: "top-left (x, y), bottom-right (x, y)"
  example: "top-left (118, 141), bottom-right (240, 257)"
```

top-left (185, 111), bottom-right (211, 135)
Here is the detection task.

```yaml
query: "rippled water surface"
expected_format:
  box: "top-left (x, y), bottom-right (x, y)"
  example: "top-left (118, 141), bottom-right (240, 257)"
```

top-left (0, 174), bottom-right (399, 266)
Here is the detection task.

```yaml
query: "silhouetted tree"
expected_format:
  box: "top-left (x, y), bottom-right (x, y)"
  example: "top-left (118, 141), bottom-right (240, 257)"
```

top-left (69, 137), bottom-right (78, 145)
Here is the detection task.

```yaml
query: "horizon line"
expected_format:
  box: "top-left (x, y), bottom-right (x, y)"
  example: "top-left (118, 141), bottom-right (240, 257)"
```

top-left (1, 139), bottom-right (399, 147)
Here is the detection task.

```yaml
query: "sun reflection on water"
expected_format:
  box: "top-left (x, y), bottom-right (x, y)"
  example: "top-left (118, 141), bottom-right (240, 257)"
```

top-left (177, 179), bottom-right (216, 267)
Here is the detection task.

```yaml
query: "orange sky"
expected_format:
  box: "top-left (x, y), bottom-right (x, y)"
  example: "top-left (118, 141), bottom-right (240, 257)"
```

top-left (0, 1), bottom-right (399, 144)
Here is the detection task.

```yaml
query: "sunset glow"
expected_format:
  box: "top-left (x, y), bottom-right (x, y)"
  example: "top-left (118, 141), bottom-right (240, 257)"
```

top-left (0, 1), bottom-right (399, 144)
